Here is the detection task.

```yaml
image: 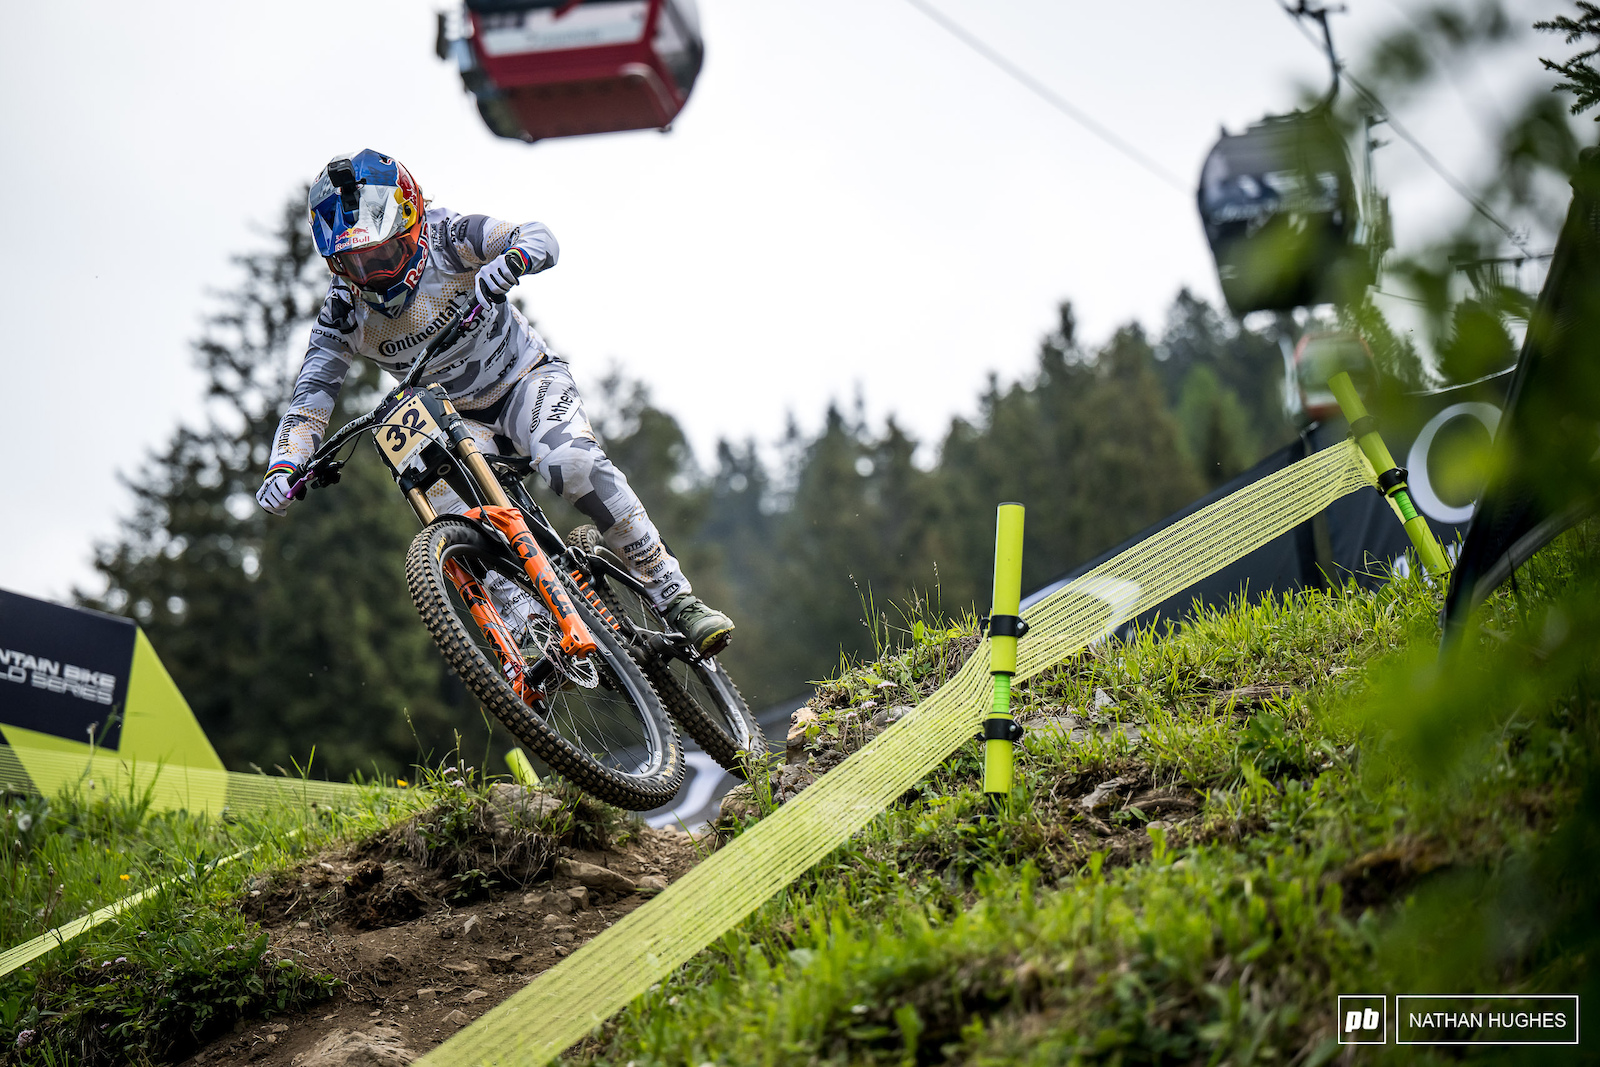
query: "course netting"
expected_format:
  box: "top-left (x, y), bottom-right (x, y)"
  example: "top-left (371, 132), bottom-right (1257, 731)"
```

top-left (0, 744), bottom-right (387, 813)
top-left (417, 437), bottom-right (1373, 1066)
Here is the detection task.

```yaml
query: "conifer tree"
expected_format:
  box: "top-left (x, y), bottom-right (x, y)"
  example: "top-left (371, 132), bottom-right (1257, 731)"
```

top-left (84, 197), bottom-right (468, 777)
top-left (933, 305), bottom-right (1205, 606)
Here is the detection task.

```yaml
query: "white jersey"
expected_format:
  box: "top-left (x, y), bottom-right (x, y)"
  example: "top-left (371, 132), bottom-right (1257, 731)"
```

top-left (267, 207), bottom-right (559, 474)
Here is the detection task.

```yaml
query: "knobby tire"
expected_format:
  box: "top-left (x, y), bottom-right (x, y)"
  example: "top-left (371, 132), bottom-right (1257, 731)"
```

top-left (567, 524), bottom-right (768, 777)
top-left (406, 518), bottom-right (684, 810)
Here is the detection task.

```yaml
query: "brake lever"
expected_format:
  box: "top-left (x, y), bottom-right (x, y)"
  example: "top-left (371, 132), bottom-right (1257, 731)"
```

top-left (288, 460), bottom-right (343, 500)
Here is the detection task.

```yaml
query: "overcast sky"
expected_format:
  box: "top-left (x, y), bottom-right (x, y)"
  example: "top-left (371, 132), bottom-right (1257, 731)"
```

top-left (0, 0), bottom-right (1570, 603)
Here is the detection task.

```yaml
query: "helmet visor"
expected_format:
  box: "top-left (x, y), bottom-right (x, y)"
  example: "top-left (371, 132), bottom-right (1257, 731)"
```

top-left (332, 224), bottom-right (422, 289)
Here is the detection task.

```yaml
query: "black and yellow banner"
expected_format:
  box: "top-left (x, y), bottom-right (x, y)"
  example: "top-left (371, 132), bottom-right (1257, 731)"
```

top-left (0, 589), bottom-right (225, 810)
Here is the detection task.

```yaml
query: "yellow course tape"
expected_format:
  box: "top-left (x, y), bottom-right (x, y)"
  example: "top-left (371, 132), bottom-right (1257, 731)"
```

top-left (0, 843), bottom-right (257, 979)
top-left (419, 438), bottom-right (1372, 1066)
top-left (0, 754), bottom-right (397, 978)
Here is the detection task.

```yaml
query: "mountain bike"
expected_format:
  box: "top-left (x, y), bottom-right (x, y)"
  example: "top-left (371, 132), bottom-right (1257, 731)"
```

top-left (286, 300), bottom-right (764, 809)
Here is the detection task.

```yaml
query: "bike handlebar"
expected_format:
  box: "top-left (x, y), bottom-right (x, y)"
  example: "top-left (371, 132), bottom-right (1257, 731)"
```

top-left (286, 299), bottom-right (487, 497)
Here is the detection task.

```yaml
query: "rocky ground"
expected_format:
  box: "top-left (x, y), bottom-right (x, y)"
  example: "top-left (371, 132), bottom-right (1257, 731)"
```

top-left (716, 673), bottom-right (1212, 871)
top-left (178, 786), bottom-right (706, 1067)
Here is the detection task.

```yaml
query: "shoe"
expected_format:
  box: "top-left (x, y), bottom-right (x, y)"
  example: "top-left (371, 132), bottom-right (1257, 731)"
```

top-left (665, 594), bottom-right (735, 656)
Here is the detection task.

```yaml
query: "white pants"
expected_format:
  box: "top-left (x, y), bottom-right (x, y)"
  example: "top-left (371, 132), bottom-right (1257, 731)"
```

top-left (424, 359), bottom-right (689, 610)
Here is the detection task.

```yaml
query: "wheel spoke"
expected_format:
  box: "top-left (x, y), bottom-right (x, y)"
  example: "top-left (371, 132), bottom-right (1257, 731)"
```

top-left (427, 530), bottom-right (674, 789)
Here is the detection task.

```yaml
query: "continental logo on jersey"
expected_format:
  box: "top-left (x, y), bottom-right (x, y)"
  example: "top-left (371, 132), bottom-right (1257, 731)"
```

top-left (377, 296), bottom-right (465, 358)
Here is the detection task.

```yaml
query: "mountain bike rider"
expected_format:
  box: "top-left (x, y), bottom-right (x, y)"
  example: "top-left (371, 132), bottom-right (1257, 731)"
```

top-left (255, 149), bottom-right (735, 656)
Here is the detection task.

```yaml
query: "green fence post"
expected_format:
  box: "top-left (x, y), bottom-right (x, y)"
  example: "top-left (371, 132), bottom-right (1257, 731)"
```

top-left (1326, 370), bottom-right (1452, 582)
top-left (505, 748), bottom-right (542, 789)
top-left (983, 503), bottom-right (1026, 812)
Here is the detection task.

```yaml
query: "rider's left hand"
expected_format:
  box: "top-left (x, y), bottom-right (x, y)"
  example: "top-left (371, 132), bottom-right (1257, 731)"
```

top-left (474, 254), bottom-right (522, 306)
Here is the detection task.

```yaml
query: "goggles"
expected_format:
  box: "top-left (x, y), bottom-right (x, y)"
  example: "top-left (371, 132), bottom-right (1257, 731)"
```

top-left (328, 221), bottom-right (423, 290)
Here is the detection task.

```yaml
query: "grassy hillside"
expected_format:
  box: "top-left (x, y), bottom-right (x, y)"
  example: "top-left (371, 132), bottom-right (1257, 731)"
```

top-left (4, 525), bottom-right (1596, 1065)
top-left (0, 773), bottom-right (424, 1064)
top-left (567, 525), bottom-right (1600, 1066)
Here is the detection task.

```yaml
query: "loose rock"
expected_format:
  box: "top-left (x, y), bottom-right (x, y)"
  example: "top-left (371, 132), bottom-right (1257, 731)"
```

top-left (775, 763), bottom-right (815, 805)
top-left (289, 1026), bottom-right (417, 1066)
top-left (718, 783), bottom-right (758, 822)
top-left (786, 706), bottom-right (820, 747)
top-left (1080, 776), bottom-right (1133, 813)
top-left (486, 784), bottom-right (563, 833)
top-left (556, 857), bottom-right (637, 894)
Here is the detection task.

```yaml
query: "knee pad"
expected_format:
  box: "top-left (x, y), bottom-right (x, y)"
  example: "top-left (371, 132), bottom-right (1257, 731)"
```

top-left (540, 437), bottom-right (634, 532)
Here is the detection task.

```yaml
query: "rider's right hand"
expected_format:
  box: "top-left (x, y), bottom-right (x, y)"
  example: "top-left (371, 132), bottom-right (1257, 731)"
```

top-left (256, 469), bottom-right (298, 516)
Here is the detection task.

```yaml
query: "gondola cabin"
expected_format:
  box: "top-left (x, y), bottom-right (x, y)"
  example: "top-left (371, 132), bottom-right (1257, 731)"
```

top-left (443, 0), bottom-right (704, 143)
top-left (1197, 112), bottom-right (1370, 317)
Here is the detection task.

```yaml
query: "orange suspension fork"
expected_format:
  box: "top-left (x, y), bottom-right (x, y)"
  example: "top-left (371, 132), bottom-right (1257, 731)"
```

top-left (464, 506), bottom-right (598, 658)
top-left (442, 558), bottom-right (542, 704)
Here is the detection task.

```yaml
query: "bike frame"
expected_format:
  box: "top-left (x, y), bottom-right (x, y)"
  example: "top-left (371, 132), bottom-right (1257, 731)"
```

top-left (287, 300), bottom-right (605, 690)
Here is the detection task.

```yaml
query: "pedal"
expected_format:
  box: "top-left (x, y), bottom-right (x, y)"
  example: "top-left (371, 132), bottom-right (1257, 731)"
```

top-left (699, 631), bottom-right (733, 658)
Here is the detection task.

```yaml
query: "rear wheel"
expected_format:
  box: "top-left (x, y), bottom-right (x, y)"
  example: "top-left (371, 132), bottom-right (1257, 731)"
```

top-left (567, 525), bottom-right (768, 777)
top-left (407, 518), bottom-right (683, 810)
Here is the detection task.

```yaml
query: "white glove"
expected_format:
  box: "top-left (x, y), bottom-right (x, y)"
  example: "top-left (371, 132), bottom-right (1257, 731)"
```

top-left (256, 471), bottom-right (296, 516)
top-left (474, 253), bottom-right (522, 305)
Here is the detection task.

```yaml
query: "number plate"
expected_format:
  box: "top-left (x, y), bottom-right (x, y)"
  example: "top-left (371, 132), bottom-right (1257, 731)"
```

top-left (376, 394), bottom-right (440, 471)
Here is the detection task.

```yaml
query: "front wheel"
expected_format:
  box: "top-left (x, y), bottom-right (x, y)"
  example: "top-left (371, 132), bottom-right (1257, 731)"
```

top-left (567, 525), bottom-right (769, 777)
top-left (406, 518), bottom-right (684, 810)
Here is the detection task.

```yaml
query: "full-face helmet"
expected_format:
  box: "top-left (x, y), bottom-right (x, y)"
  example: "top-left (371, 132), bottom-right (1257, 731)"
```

top-left (309, 150), bottom-right (427, 314)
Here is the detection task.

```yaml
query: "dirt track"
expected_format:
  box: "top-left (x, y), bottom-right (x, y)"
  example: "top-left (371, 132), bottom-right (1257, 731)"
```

top-left (181, 823), bottom-right (704, 1066)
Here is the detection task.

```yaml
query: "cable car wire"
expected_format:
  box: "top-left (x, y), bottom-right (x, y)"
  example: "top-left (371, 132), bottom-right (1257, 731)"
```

top-left (1277, 2), bottom-right (1532, 255)
top-left (1345, 72), bottom-right (1532, 256)
top-left (898, 0), bottom-right (1187, 192)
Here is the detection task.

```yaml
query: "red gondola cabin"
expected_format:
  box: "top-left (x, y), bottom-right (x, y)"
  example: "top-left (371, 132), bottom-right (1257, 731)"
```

top-left (442, 0), bottom-right (704, 143)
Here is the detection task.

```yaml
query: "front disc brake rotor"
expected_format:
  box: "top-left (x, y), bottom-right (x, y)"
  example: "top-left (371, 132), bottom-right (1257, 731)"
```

top-left (521, 613), bottom-right (600, 690)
